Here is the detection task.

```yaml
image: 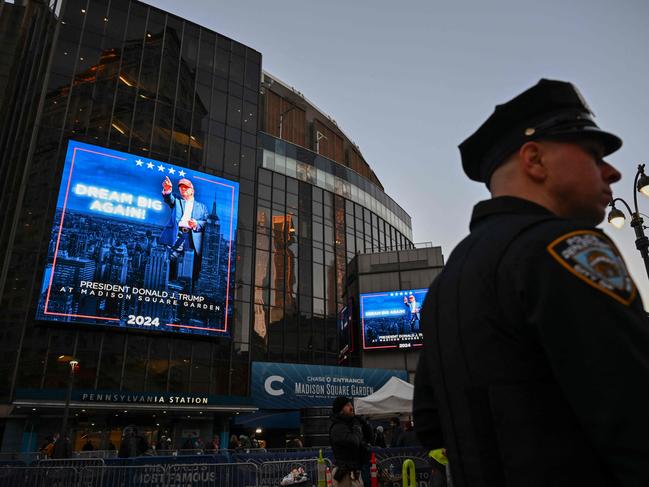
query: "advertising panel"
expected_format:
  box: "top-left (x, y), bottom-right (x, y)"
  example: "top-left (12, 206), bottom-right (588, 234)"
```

top-left (361, 288), bottom-right (428, 350)
top-left (251, 362), bottom-right (407, 409)
top-left (36, 140), bottom-right (239, 337)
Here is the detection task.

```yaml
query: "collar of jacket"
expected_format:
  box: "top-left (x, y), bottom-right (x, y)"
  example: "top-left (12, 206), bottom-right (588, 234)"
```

top-left (470, 196), bottom-right (555, 231)
top-left (330, 412), bottom-right (354, 424)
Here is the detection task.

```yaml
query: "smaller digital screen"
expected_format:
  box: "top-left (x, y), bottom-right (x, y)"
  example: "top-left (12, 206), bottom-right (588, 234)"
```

top-left (361, 289), bottom-right (428, 350)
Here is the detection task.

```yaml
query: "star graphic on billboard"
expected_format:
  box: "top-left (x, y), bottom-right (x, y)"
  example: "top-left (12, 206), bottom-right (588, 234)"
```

top-left (178, 170), bottom-right (186, 177)
top-left (157, 164), bottom-right (165, 172)
top-left (168, 168), bottom-right (175, 175)
top-left (146, 162), bottom-right (154, 169)
top-left (135, 159), bottom-right (144, 167)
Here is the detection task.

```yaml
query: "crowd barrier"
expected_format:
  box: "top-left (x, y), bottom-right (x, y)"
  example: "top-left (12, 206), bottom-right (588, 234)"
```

top-left (0, 447), bottom-right (439, 486)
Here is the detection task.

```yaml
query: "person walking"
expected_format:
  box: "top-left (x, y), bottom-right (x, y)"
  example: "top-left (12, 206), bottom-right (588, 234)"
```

top-left (413, 79), bottom-right (649, 486)
top-left (329, 396), bottom-right (372, 486)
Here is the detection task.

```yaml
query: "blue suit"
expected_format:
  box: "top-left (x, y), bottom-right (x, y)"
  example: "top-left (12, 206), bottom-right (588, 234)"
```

top-left (159, 192), bottom-right (209, 256)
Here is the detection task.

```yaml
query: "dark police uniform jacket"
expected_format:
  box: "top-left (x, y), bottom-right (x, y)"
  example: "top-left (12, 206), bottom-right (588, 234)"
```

top-left (413, 196), bottom-right (649, 487)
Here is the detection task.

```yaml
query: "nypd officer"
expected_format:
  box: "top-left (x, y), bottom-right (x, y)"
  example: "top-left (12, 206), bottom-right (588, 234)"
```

top-left (413, 79), bottom-right (649, 487)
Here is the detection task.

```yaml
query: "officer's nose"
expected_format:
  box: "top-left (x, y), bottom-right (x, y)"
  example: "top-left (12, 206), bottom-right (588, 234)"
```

top-left (602, 161), bottom-right (621, 184)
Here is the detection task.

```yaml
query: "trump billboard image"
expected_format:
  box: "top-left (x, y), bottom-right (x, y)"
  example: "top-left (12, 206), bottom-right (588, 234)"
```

top-left (36, 140), bottom-right (239, 337)
top-left (361, 288), bottom-right (428, 350)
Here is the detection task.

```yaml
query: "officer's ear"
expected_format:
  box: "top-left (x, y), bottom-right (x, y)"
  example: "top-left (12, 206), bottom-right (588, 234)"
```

top-left (518, 141), bottom-right (547, 183)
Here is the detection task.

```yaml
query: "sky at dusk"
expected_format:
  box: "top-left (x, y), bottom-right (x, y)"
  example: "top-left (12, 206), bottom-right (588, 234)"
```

top-left (150, 0), bottom-right (649, 304)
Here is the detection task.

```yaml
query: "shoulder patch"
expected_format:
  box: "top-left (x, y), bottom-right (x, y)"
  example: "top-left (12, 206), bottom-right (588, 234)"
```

top-left (547, 230), bottom-right (637, 306)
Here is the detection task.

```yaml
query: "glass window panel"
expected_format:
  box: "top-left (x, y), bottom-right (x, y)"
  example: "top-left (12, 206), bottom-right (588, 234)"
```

top-left (286, 157), bottom-right (297, 178)
top-left (242, 100), bottom-right (257, 134)
top-left (313, 263), bottom-right (324, 298)
top-left (230, 54), bottom-right (245, 84)
top-left (146, 339), bottom-right (169, 392)
top-left (274, 152), bottom-right (286, 174)
top-left (97, 334), bottom-right (124, 390)
top-left (123, 336), bottom-right (148, 391)
top-left (169, 341), bottom-right (190, 393)
top-left (224, 140), bottom-right (239, 176)
top-left (227, 95), bottom-right (242, 127)
top-left (215, 47), bottom-right (230, 79)
top-left (198, 30), bottom-right (215, 72)
top-left (210, 91), bottom-right (227, 122)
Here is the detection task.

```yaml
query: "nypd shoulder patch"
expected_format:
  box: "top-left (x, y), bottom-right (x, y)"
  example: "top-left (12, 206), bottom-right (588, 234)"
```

top-left (547, 230), bottom-right (636, 306)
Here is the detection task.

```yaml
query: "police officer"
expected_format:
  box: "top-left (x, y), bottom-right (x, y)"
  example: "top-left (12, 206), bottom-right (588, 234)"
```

top-left (413, 79), bottom-right (649, 487)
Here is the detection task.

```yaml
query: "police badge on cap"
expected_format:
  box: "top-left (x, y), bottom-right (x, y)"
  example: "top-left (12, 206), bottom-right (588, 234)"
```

top-left (459, 79), bottom-right (622, 186)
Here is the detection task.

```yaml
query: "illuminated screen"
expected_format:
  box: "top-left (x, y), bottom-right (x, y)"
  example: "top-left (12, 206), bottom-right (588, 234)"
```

top-left (36, 140), bottom-right (239, 337)
top-left (361, 288), bottom-right (428, 350)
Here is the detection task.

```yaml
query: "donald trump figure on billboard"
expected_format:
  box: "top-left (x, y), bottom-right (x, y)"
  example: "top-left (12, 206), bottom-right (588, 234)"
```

top-left (159, 176), bottom-right (209, 284)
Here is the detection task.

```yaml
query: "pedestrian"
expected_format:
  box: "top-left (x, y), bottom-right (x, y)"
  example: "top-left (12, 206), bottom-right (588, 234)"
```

top-left (373, 426), bottom-right (386, 448)
top-left (229, 434), bottom-right (240, 450)
top-left (397, 421), bottom-right (420, 447)
top-left (52, 432), bottom-right (72, 459)
top-left (40, 435), bottom-right (55, 459)
top-left (413, 78), bottom-right (649, 486)
top-left (118, 426), bottom-right (148, 458)
top-left (81, 438), bottom-right (94, 451)
top-left (209, 435), bottom-right (220, 452)
top-left (329, 396), bottom-right (372, 486)
top-left (386, 417), bottom-right (402, 448)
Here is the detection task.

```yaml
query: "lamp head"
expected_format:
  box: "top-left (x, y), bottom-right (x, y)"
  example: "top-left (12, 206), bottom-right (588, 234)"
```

top-left (637, 172), bottom-right (649, 197)
top-left (607, 206), bottom-right (626, 229)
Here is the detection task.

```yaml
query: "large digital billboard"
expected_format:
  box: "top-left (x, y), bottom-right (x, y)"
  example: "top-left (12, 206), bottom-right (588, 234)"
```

top-left (361, 288), bottom-right (428, 350)
top-left (36, 140), bottom-right (239, 337)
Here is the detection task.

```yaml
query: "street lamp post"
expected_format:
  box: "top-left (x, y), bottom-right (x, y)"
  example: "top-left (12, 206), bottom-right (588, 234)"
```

top-left (607, 163), bottom-right (649, 280)
top-left (60, 358), bottom-right (79, 438)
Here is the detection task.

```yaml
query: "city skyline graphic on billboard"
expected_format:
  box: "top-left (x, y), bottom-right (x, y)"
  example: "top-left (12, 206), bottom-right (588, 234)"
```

top-left (360, 288), bottom-right (428, 350)
top-left (36, 140), bottom-right (239, 336)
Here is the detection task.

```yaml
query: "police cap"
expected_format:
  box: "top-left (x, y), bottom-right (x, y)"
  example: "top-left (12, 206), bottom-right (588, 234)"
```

top-left (459, 79), bottom-right (622, 185)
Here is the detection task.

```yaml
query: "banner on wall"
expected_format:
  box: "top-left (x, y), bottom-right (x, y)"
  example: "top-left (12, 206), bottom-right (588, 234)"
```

top-left (251, 361), bottom-right (407, 409)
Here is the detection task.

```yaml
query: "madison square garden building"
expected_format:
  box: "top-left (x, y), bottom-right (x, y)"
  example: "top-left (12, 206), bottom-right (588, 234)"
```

top-left (0, 0), bottom-right (439, 451)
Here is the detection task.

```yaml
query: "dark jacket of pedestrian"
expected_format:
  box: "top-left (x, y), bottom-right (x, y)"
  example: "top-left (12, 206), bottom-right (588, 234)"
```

top-left (52, 435), bottom-right (72, 459)
top-left (387, 418), bottom-right (402, 448)
top-left (374, 427), bottom-right (386, 448)
top-left (329, 396), bottom-right (372, 476)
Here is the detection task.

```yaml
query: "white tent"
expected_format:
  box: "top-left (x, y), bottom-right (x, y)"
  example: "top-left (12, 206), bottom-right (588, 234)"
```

top-left (354, 376), bottom-right (414, 418)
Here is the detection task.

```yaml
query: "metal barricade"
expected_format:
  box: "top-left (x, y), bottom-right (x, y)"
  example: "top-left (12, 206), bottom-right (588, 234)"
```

top-left (168, 462), bottom-right (259, 487)
top-left (76, 450), bottom-right (117, 459)
top-left (0, 451), bottom-right (44, 465)
top-left (0, 465), bottom-right (79, 487)
top-left (0, 459), bottom-right (263, 487)
top-left (0, 466), bottom-right (29, 487)
top-left (259, 458), bottom-right (329, 487)
top-left (84, 464), bottom-right (167, 487)
top-left (36, 457), bottom-right (105, 469)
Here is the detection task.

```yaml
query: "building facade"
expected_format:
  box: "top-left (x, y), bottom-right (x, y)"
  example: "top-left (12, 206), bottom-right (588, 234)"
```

top-left (0, 0), bottom-right (420, 451)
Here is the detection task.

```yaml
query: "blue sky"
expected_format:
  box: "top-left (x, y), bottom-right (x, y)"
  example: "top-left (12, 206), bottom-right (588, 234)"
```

top-left (150, 0), bottom-right (649, 304)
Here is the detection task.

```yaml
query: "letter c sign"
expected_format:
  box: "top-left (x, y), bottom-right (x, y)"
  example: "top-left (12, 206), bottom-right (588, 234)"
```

top-left (264, 375), bottom-right (285, 396)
